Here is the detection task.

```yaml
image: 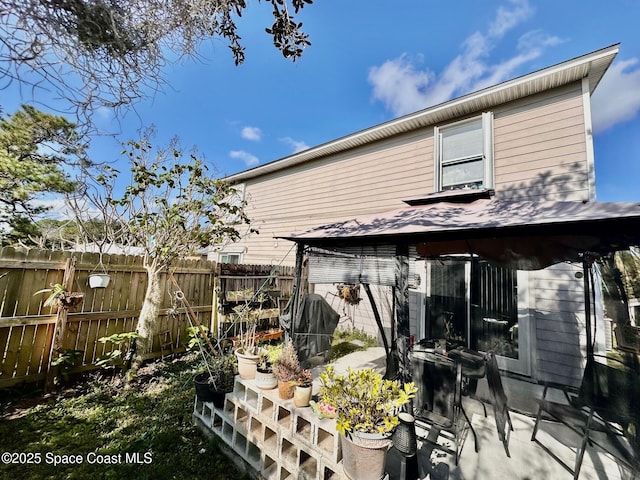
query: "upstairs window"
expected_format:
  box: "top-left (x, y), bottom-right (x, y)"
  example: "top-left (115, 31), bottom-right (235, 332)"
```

top-left (435, 113), bottom-right (493, 191)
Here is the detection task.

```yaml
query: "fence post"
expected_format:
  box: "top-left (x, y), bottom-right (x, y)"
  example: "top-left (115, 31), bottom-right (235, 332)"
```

top-left (44, 256), bottom-right (76, 391)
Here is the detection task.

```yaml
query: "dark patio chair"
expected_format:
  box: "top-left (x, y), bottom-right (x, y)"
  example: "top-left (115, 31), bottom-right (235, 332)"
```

top-left (412, 350), bottom-right (477, 464)
top-left (485, 351), bottom-right (514, 457)
top-left (531, 354), bottom-right (639, 479)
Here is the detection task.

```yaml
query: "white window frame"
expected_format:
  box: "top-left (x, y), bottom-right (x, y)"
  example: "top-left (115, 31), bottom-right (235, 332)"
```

top-left (434, 112), bottom-right (494, 192)
top-left (219, 253), bottom-right (242, 264)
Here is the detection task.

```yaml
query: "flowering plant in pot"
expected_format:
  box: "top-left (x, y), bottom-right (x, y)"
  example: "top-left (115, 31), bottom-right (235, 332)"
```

top-left (272, 341), bottom-right (302, 400)
top-left (318, 366), bottom-right (417, 480)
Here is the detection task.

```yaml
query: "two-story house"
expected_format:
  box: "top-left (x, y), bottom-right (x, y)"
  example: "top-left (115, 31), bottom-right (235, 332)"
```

top-left (220, 44), bottom-right (624, 386)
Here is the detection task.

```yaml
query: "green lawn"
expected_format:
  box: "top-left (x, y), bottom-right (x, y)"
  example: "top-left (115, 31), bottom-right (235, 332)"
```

top-left (0, 353), bottom-right (250, 480)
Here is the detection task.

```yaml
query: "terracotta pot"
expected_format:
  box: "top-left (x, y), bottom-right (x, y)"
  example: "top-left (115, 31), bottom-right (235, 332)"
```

top-left (234, 349), bottom-right (261, 380)
top-left (341, 431), bottom-right (392, 480)
top-left (277, 380), bottom-right (295, 400)
top-left (254, 368), bottom-right (277, 390)
top-left (293, 385), bottom-right (312, 407)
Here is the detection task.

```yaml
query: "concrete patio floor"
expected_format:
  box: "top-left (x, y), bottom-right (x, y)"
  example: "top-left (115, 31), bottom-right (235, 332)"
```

top-left (323, 346), bottom-right (634, 480)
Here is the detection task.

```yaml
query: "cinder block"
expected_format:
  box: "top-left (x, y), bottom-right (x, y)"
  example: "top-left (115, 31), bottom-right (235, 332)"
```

top-left (317, 424), bottom-right (341, 464)
top-left (221, 419), bottom-right (234, 445)
top-left (248, 416), bottom-right (262, 444)
top-left (234, 430), bottom-right (248, 456)
top-left (212, 411), bottom-right (224, 434)
top-left (244, 383), bottom-right (260, 412)
top-left (247, 440), bottom-right (261, 467)
top-left (298, 449), bottom-right (319, 480)
top-left (276, 404), bottom-right (293, 433)
top-left (261, 395), bottom-right (276, 424)
top-left (235, 405), bottom-right (249, 434)
top-left (261, 453), bottom-right (279, 480)
top-left (280, 436), bottom-right (298, 469)
top-left (294, 414), bottom-right (315, 447)
top-left (320, 457), bottom-right (342, 480)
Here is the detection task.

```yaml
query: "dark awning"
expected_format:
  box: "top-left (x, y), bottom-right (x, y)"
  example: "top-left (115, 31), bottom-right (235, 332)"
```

top-left (282, 199), bottom-right (640, 270)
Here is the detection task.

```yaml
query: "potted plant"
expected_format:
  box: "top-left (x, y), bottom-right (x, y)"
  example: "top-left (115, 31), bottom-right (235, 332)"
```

top-left (254, 349), bottom-right (277, 390)
top-left (194, 352), bottom-right (237, 408)
top-left (230, 305), bottom-right (263, 379)
top-left (272, 341), bottom-right (302, 400)
top-left (318, 366), bottom-right (417, 480)
top-left (34, 283), bottom-right (84, 310)
top-left (293, 368), bottom-right (313, 407)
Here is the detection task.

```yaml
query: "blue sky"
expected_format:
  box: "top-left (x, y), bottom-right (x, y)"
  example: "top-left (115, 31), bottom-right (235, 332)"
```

top-left (5, 0), bottom-right (640, 203)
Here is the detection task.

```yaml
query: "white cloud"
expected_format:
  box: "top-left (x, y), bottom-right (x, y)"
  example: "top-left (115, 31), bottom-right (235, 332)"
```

top-left (241, 126), bottom-right (262, 141)
top-left (280, 137), bottom-right (310, 154)
top-left (368, 0), bottom-right (563, 117)
top-left (230, 150), bottom-right (259, 167)
top-left (592, 58), bottom-right (640, 134)
top-left (489, 0), bottom-right (533, 37)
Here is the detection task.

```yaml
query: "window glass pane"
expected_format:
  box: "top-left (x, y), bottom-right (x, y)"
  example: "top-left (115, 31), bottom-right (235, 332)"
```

top-left (442, 158), bottom-right (484, 188)
top-left (220, 254), bottom-right (240, 264)
top-left (471, 260), bottom-right (519, 359)
top-left (441, 118), bottom-right (483, 162)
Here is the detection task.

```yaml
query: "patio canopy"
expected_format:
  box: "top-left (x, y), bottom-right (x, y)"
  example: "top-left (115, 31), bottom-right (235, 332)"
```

top-left (281, 195), bottom-right (640, 368)
top-left (282, 197), bottom-right (640, 270)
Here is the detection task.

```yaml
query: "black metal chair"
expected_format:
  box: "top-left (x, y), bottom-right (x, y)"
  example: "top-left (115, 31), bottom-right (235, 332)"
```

top-left (531, 354), bottom-right (639, 479)
top-left (412, 350), bottom-right (478, 464)
top-left (485, 351), bottom-right (514, 457)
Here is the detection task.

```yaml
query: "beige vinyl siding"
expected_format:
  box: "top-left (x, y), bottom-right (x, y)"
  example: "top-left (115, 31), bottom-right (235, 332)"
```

top-left (531, 262), bottom-right (586, 387)
top-left (238, 130), bottom-right (434, 264)
top-left (235, 81), bottom-right (591, 264)
top-left (493, 81), bottom-right (588, 201)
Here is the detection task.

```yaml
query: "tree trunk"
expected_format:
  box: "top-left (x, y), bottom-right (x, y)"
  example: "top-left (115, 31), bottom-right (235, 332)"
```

top-left (131, 267), bottom-right (163, 374)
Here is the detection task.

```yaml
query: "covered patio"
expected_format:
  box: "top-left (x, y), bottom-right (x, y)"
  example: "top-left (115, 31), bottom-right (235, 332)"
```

top-left (325, 346), bottom-right (630, 480)
top-left (281, 191), bottom-right (640, 479)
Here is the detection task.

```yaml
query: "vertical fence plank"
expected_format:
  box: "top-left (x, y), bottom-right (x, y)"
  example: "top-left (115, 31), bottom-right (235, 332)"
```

top-left (2, 326), bottom-right (24, 380)
top-left (30, 322), bottom-right (54, 375)
top-left (15, 324), bottom-right (37, 377)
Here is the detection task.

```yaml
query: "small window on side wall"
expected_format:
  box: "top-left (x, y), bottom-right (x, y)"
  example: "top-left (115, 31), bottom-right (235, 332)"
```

top-left (435, 112), bottom-right (493, 192)
top-left (220, 253), bottom-right (241, 264)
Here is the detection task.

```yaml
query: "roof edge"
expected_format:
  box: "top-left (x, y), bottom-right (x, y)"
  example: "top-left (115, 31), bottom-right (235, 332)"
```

top-left (225, 44), bottom-right (620, 184)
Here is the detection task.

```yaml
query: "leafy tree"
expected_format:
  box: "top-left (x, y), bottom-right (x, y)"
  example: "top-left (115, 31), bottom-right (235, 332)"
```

top-left (1, 0), bottom-right (313, 129)
top-left (0, 105), bottom-right (86, 245)
top-left (68, 129), bottom-right (252, 372)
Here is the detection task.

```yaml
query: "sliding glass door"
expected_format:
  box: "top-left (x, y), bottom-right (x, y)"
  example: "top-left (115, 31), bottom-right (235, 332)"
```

top-left (425, 257), bottom-right (530, 375)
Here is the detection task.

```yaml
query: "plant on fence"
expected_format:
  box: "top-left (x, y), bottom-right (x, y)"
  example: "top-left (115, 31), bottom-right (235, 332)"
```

top-left (95, 332), bottom-right (139, 375)
top-left (318, 366), bottom-right (417, 436)
top-left (33, 283), bottom-right (84, 310)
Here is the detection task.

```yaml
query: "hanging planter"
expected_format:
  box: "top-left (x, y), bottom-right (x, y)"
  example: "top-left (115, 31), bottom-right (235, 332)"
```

top-left (88, 253), bottom-right (111, 289)
top-left (88, 273), bottom-right (111, 289)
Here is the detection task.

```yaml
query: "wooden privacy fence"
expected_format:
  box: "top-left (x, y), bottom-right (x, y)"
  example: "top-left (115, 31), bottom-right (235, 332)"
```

top-left (216, 263), bottom-right (295, 339)
top-left (0, 247), bottom-right (217, 388)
